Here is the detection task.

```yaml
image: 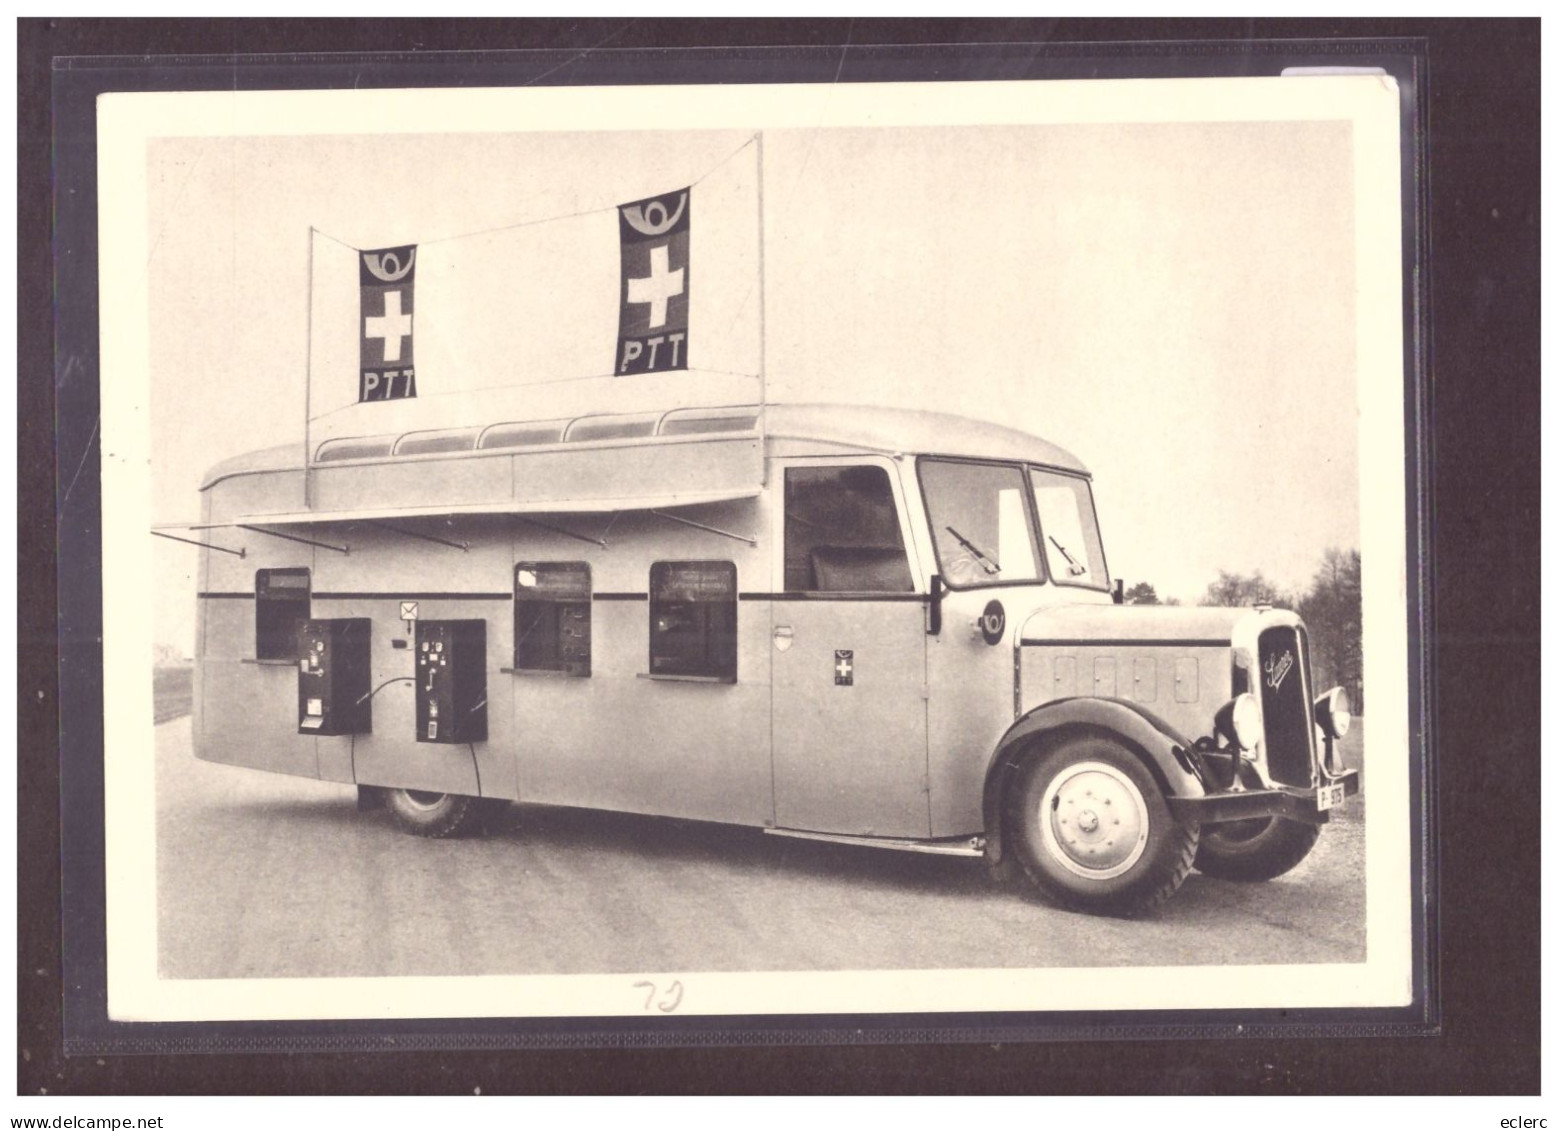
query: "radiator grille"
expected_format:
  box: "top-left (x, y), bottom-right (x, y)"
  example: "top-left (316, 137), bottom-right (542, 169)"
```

top-left (1258, 626), bottom-right (1315, 787)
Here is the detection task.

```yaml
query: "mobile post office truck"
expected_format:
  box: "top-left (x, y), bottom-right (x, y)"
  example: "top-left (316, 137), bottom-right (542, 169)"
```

top-left (183, 402), bottom-right (1360, 916)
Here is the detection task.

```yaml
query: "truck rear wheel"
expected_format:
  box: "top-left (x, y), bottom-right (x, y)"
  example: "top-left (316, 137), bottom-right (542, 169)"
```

top-left (1004, 735), bottom-right (1198, 916)
top-left (385, 789), bottom-right (505, 838)
top-left (1193, 817), bottom-right (1321, 881)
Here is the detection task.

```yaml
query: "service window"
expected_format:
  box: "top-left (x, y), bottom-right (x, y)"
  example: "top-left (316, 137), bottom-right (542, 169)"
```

top-left (784, 465), bottom-right (912, 592)
top-left (255, 568), bottom-right (311, 661)
top-left (1029, 468), bottom-right (1110, 591)
top-left (649, 561), bottom-right (737, 682)
top-left (515, 562), bottom-right (592, 676)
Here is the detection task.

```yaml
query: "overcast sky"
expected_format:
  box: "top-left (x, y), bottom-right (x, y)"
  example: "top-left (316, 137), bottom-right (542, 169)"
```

top-left (147, 114), bottom-right (1361, 652)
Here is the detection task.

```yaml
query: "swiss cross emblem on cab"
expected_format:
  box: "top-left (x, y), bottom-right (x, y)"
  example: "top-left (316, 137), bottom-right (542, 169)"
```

top-left (834, 650), bottom-right (854, 687)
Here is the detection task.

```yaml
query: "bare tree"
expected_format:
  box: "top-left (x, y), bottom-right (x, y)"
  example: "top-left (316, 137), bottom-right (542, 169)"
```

top-left (1297, 548), bottom-right (1364, 713)
top-left (1202, 569), bottom-right (1293, 610)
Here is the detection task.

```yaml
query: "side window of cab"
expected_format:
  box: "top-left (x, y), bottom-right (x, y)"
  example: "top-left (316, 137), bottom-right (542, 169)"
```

top-left (783, 465), bottom-right (912, 593)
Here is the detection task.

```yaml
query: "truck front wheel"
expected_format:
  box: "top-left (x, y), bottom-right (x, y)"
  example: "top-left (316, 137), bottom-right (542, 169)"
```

top-left (385, 789), bottom-right (505, 838)
top-left (1193, 817), bottom-right (1321, 881)
top-left (1004, 735), bottom-right (1198, 916)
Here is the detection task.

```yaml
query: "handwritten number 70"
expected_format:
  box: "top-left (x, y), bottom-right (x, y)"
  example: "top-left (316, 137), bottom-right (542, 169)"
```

top-left (633, 980), bottom-right (684, 1013)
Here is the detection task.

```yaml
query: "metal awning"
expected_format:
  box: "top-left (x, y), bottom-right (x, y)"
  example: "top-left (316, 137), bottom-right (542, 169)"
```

top-left (178, 484), bottom-right (762, 530)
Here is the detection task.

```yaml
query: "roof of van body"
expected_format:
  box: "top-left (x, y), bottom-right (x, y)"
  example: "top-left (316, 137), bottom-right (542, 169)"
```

top-left (200, 403), bottom-right (1088, 491)
top-left (765, 404), bottom-right (1087, 472)
top-left (187, 404), bottom-right (1091, 529)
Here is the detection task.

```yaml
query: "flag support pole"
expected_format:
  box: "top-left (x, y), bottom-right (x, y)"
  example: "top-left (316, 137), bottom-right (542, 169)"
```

top-left (755, 130), bottom-right (769, 484)
top-left (303, 226), bottom-right (315, 510)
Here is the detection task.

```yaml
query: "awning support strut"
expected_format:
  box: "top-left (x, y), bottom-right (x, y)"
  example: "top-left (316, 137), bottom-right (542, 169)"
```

top-left (514, 516), bottom-right (607, 548)
top-left (649, 509), bottom-right (757, 547)
top-left (239, 524), bottom-right (349, 554)
top-left (365, 520), bottom-right (468, 552)
top-left (151, 530), bottom-right (245, 558)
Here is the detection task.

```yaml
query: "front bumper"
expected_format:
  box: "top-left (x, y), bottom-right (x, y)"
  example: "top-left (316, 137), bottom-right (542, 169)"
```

top-left (1167, 767), bottom-right (1361, 827)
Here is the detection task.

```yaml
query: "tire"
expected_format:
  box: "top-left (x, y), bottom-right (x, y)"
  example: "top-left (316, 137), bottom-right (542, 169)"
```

top-left (1193, 817), bottom-right (1321, 882)
top-left (384, 789), bottom-right (505, 839)
top-left (1003, 734), bottom-right (1198, 916)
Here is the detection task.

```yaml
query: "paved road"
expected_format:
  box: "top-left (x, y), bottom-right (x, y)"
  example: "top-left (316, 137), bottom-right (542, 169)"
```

top-left (155, 717), bottom-right (1365, 979)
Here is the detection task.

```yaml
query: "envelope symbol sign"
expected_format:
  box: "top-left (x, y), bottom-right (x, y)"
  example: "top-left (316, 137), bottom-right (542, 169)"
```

top-left (400, 601), bottom-right (419, 621)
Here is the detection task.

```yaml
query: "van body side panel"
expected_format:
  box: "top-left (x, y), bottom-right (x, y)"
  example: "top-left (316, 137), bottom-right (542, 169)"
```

top-left (193, 517), bottom-right (317, 779)
top-left (511, 502), bottom-right (772, 826)
top-left (310, 519), bottom-right (516, 799)
top-left (198, 658), bottom-right (320, 779)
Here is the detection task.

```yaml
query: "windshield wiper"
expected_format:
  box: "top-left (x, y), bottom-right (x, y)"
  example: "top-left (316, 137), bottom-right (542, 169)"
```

top-left (945, 526), bottom-right (1000, 575)
top-left (1048, 534), bottom-right (1087, 577)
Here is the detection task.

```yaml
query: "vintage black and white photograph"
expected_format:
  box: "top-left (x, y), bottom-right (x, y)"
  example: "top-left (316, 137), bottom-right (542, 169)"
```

top-left (97, 74), bottom-right (1413, 1022)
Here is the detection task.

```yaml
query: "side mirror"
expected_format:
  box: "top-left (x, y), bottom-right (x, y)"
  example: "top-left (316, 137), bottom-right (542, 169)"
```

top-left (927, 574), bottom-right (944, 636)
top-left (1113, 578), bottom-right (1125, 605)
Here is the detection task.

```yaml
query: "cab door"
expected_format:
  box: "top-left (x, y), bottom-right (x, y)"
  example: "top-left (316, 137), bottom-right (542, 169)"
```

top-left (769, 458), bottom-right (929, 837)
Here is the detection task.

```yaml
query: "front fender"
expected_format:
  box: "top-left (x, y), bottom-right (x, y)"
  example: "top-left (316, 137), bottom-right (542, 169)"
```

top-left (982, 697), bottom-right (1208, 865)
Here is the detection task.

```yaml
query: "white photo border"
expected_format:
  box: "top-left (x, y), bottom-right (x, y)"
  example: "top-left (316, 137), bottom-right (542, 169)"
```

top-left (97, 73), bottom-right (1416, 1025)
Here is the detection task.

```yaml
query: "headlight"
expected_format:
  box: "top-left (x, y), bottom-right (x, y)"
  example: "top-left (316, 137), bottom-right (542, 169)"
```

top-left (1315, 686), bottom-right (1351, 739)
top-left (1214, 693), bottom-right (1262, 751)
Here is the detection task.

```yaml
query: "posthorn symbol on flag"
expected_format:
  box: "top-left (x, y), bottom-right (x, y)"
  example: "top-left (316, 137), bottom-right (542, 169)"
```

top-left (359, 244), bottom-right (418, 402)
top-left (617, 189), bottom-right (690, 377)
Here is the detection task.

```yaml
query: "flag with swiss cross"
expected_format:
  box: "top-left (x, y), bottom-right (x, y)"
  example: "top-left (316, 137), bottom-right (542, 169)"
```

top-left (359, 244), bottom-right (418, 402)
top-left (617, 189), bottom-right (690, 376)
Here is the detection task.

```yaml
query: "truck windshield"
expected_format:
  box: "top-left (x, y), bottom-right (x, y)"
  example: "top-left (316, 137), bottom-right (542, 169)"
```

top-left (918, 459), bottom-right (1041, 587)
top-left (1029, 467), bottom-right (1109, 591)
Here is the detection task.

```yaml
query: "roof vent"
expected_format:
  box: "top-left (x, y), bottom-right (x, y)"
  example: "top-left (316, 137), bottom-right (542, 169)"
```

top-left (395, 428), bottom-right (478, 456)
top-left (478, 421), bottom-right (568, 450)
top-left (566, 415), bottom-right (659, 442)
top-left (659, 409), bottom-right (761, 436)
top-left (315, 436), bottom-right (397, 463)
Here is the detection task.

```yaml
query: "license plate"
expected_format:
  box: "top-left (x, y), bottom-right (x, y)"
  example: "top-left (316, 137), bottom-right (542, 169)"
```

top-left (1316, 782), bottom-right (1347, 812)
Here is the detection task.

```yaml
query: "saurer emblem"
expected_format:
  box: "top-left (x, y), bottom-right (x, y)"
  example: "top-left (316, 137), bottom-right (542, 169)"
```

top-left (1264, 649), bottom-right (1294, 691)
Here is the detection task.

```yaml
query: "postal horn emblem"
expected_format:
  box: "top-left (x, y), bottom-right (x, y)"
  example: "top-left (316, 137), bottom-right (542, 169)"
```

top-left (979, 600), bottom-right (1006, 646)
top-left (362, 248), bottom-right (416, 283)
top-left (621, 193), bottom-right (688, 237)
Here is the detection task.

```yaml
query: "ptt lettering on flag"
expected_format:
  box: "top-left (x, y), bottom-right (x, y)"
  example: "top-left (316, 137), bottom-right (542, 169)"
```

top-left (360, 245), bottom-right (418, 402)
top-left (617, 189), bottom-right (690, 376)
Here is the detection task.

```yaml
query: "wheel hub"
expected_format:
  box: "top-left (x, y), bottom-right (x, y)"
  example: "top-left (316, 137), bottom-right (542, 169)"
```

top-left (1039, 761), bottom-right (1150, 880)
